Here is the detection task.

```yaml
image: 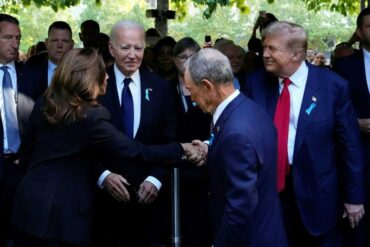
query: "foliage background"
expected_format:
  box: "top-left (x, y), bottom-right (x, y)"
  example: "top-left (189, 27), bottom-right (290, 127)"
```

top-left (1, 0), bottom-right (358, 54)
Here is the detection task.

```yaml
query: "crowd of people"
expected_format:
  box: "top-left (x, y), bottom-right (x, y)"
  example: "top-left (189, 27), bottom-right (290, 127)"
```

top-left (0, 5), bottom-right (369, 247)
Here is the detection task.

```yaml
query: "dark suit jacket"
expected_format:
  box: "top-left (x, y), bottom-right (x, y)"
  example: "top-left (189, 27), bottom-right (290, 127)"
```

top-left (208, 93), bottom-right (287, 247)
top-left (244, 63), bottom-right (365, 235)
top-left (0, 62), bottom-right (43, 181)
top-left (333, 52), bottom-right (370, 171)
top-left (26, 60), bottom-right (48, 95)
top-left (98, 65), bottom-right (176, 189)
top-left (11, 99), bottom-right (183, 244)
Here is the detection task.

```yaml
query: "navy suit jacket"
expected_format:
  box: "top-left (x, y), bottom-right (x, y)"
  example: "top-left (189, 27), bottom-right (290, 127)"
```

top-left (27, 60), bottom-right (49, 95)
top-left (333, 52), bottom-right (370, 171)
top-left (0, 62), bottom-right (44, 181)
top-left (98, 65), bottom-right (176, 189)
top-left (12, 99), bottom-right (183, 244)
top-left (208, 93), bottom-right (287, 247)
top-left (244, 63), bottom-right (365, 235)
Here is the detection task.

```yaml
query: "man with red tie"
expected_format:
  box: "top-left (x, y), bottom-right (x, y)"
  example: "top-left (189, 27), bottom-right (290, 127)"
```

top-left (244, 21), bottom-right (365, 247)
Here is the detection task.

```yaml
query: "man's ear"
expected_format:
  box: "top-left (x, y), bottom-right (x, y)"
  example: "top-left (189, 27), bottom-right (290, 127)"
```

top-left (201, 78), bottom-right (214, 91)
top-left (292, 49), bottom-right (303, 62)
top-left (356, 27), bottom-right (363, 40)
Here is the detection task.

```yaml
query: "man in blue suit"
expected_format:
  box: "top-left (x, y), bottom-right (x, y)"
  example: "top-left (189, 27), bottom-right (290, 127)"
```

top-left (95, 20), bottom-right (177, 247)
top-left (332, 7), bottom-right (370, 247)
top-left (0, 14), bottom-right (44, 246)
top-left (244, 21), bottom-right (365, 247)
top-left (184, 48), bottom-right (287, 247)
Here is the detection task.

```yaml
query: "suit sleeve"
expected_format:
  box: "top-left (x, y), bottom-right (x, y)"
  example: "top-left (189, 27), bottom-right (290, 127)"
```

top-left (87, 107), bottom-right (184, 170)
top-left (214, 131), bottom-right (258, 247)
top-left (335, 79), bottom-right (364, 204)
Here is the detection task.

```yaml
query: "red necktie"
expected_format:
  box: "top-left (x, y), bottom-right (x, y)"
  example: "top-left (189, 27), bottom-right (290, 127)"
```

top-left (274, 78), bottom-right (291, 192)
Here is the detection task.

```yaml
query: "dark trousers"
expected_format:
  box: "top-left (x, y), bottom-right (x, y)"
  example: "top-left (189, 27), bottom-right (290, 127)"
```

top-left (0, 159), bottom-right (24, 246)
top-left (159, 173), bottom-right (212, 247)
top-left (14, 229), bottom-right (89, 247)
top-left (93, 190), bottom-right (161, 247)
top-left (343, 170), bottom-right (370, 247)
top-left (279, 173), bottom-right (343, 247)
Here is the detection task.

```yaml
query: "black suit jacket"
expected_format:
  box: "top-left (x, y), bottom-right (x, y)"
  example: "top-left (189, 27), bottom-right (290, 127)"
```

top-left (11, 99), bottom-right (183, 244)
top-left (98, 66), bottom-right (177, 189)
top-left (333, 51), bottom-right (370, 173)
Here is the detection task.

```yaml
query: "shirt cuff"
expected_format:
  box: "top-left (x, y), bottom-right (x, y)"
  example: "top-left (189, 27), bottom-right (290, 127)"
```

top-left (97, 170), bottom-right (111, 188)
top-left (145, 176), bottom-right (162, 191)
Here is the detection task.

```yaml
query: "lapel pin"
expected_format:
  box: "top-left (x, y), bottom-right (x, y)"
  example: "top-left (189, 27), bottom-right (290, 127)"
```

top-left (305, 103), bottom-right (316, 115)
top-left (145, 88), bottom-right (152, 101)
top-left (312, 96), bottom-right (317, 102)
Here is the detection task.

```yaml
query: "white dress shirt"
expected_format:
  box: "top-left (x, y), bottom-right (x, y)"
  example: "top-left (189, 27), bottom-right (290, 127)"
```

top-left (363, 48), bottom-right (370, 94)
top-left (278, 62), bottom-right (308, 165)
top-left (98, 65), bottom-right (162, 190)
top-left (47, 60), bottom-right (57, 86)
top-left (0, 61), bottom-right (18, 153)
top-left (213, 90), bottom-right (240, 125)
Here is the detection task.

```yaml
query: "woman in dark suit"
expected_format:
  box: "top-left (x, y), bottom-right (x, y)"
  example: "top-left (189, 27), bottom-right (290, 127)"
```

top-left (11, 48), bottom-right (199, 247)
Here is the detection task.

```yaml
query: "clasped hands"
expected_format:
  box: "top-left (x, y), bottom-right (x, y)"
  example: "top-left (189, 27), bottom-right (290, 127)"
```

top-left (181, 140), bottom-right (208, 166)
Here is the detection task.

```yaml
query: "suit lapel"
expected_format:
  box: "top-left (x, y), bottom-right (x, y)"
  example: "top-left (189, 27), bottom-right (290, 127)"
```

top-left (210, 94), bottom-right (244, 150)
top-left (265, 73), bottom-right (279, 118)
top-left (105, 66), bottom-right (124, 130)
top-left (355, 52), bottom-right (370, 98)
top-left (15, 62), bottom-right (24, 116)
top-left (293, 65), bottom-right (321, 160)
top-left (135, 70), bottom-right (151, 139)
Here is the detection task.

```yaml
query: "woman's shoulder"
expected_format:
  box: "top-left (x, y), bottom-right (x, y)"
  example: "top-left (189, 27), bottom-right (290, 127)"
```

top-left (84, 104), bottom-right (112, 122)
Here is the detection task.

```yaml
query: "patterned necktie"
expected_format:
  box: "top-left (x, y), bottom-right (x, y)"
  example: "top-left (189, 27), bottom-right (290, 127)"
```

top-left (121, 77), bottom-right (134, 139)
top-left (274, 78), bottom-right (291, 192)
top-left (1, 66), bottom-right (20, 153)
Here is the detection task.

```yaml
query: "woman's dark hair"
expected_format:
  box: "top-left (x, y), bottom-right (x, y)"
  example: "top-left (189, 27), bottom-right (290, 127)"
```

top-left (153, 36), bottom-right (177, 55)
top-left (44, 48), bottom-right (106, 125)
top-left (173, 37), bottom-right (201, 57)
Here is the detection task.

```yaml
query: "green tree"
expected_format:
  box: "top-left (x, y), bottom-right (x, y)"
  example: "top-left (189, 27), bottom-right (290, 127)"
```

top-left (0, 0), bottom-right (359, 56)
top-left (0, 0), bottom-right (363, 19)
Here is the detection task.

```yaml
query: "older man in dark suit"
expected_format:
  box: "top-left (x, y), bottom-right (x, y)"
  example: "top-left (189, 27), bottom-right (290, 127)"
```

top-left (185, 48), bottom-right (287, 247)
top-left (332, 7), bottom-right (370, 247)
top-left (244, 21), bottom-right (365, 247)
top-left (95, 20), bottom-right (177, 247)
top-left (0, 14), bottom-right (43, 247)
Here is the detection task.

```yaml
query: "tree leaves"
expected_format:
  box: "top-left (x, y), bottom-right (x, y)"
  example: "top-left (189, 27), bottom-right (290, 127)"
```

top-left (0, 0), bottom-right (362, 18)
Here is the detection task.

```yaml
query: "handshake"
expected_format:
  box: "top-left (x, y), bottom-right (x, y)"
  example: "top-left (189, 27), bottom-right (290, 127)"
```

top-left (180, 140), bottom-right (208, 166)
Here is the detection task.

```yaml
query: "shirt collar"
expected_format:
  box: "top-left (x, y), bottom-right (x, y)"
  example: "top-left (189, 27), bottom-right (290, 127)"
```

top-left (363, 48), bottom-right (370, 62)
top-left (114, 63), bottom-right (140, 86)
top-left (0, 61), bottom-right (16, 73)
top-left (213, 90), bottom-right (240, 125)
top-left (48, 60), bottom-right (57, 71)
top-left (279, 61), bottom-right (308, 88)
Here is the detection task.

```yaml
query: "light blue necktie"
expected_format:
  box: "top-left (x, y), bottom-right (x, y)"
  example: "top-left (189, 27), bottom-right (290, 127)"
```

top-left (1, 66), bottom-right (20, 153)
